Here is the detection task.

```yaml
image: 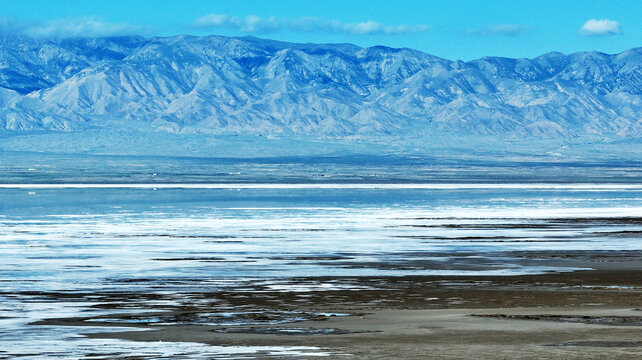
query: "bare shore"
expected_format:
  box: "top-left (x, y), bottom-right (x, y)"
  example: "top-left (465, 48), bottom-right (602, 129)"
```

top-left (33, 266), bottom-right (642, 359)
top-left (88, 306), bottom-right (642, 359)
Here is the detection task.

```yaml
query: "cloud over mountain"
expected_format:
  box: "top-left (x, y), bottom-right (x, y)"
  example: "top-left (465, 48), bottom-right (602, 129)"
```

top-left (194, 14), bottom-right (428, 35)
top-left (0, 16), bottom-right (149, 38)
top-left (579, 19), bottom-right (621, 36)
top-left (466, 24), bottom-right (533, 36)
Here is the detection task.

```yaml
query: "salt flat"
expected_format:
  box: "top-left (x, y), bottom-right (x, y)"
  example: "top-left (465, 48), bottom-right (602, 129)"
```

top-left (1, 185), bottom-right (641, 358)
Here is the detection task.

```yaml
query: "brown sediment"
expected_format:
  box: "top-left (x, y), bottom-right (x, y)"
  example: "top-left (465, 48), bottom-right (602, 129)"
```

top-left (16, 249), bottom-right (642, 359)
top-left (471, 314), bottom-right (642, 326)
top-left (28, 267), bottom-right (642, 359)
top-left (548, 341), bottom-right (642, 347)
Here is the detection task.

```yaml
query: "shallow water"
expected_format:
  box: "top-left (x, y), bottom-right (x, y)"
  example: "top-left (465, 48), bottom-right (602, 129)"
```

top-left (1, 185), bottom-right (641, 358)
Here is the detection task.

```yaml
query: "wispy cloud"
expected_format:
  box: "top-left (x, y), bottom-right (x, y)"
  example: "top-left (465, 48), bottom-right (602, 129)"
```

top-left (1, 14), bottom-right (427, 39)
top-left (0, 16), bottom-right (149, 38)
top-left (194, 14), bottom-right (428, 35)
top-left (0, 17), bottom-right (28, 34)
top-left (292, 17), bottom-right (428, 35)
top-left (465, 24), bottom-right (533, 36)
top-left (194, 14), bottom-right (280, 33)
top-left (578, 19), bottom-right (621, 36)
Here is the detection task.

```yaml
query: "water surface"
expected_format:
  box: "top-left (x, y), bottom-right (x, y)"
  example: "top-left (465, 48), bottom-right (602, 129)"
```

top-left (1, 185), bottom-right (641, 358)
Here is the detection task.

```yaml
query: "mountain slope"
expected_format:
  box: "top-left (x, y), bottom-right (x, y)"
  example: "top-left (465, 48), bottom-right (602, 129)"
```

top-left (1, 34), bottom-right (641, 138)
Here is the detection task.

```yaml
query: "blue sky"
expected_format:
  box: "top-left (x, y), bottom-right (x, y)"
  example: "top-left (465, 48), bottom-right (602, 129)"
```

top-left (1, 0), bottom-right (640, 60)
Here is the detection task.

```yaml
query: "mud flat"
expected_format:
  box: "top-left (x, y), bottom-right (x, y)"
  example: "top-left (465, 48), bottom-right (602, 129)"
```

top-left (31, 265), bottom-right (642, 359)
top-left (3, 187), bottom-right (642, 358)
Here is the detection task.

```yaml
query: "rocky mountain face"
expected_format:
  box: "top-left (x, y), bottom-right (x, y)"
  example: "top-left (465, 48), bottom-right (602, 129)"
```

top-left (1, 34), bottom-right (641, 137)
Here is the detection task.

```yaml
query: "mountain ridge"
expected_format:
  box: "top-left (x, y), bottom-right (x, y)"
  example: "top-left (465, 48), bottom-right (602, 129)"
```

top-left (1, 33), bottom-right (641, 138)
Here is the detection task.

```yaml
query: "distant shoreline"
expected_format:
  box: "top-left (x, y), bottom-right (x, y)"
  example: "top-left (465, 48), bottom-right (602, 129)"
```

top-left (2, 183), bottom-right (642, 189)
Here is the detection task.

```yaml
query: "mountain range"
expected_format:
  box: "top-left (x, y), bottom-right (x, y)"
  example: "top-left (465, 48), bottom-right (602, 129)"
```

top-left (1, 33), bottom-right (641, 138)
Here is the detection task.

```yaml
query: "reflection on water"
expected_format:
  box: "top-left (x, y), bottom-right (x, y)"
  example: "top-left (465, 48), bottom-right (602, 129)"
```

top-left (1, 186), bottom-right (641, 358)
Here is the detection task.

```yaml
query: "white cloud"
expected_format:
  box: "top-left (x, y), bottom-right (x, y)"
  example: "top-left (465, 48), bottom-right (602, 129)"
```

top-left (0, 16), bottom-right (149, 38)
top-left (194, 14), bottom-right (428, 35)
top-left (466, 24), bottom-right (533, 36)
top-left (0, 17), bottom-right (27, 33)
top-left (578, 19), bottom-right (621, 36)
top-left (308, 19), bottom-right (428, 35)
top-left (194, 14), bottom-right (280, 33)
top-left (1, 14), bottom-right (427, 39)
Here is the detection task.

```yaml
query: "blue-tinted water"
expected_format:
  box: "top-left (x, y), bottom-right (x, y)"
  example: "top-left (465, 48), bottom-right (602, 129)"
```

top-left (1, 185), bottom-right (641, 358)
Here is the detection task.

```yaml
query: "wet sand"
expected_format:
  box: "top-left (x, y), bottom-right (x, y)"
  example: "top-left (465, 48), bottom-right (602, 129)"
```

top-left (32, 262), bottom-right (642, 359)
top-left (86, 306), bottom-right (642, 359)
